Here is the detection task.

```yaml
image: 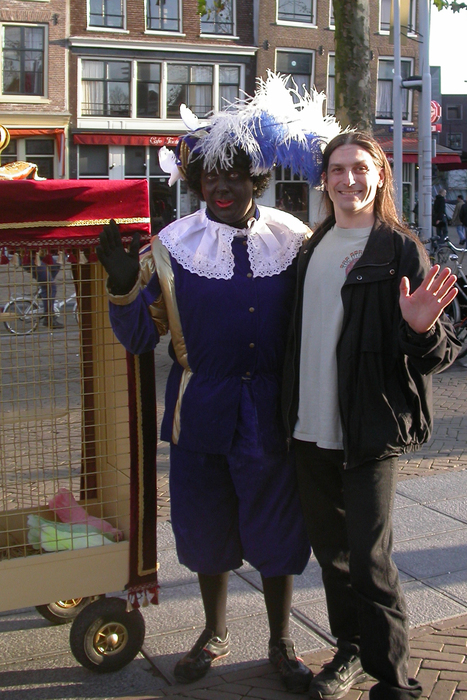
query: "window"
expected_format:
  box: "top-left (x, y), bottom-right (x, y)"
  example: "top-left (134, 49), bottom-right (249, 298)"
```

top-left (2, 24), bottom-right (45, 96)
top-left (0, 139), bottom-right (17, 165)
top-left (89, 0), bottom-right (124, 28)
top-left (278, 0), bottom-right (314, 24)
top-left (447, 105), bottom-right (462, 120)
top-left (275, 166), bottom-right (308, 222)
top-left (78, 145), bottom-right (109, 177)
top-left (376, 58), bottom-right (412, 120)
top-left (80, 59), bottom-right (242, 119)
top-left (276, 51), bottom-right (313, 97)
top-left (380, 0), bottom-right (415, 33)
top-left (200, 0), bottom-right (234, 35)
top-left (26, 139), bottom-right (55, 179)
top-left (137, 63), bottom-right (160, 117)
top-left (219, 66), bottom-right (240, 107)
top-left (448, 133), bottom-right (462, 150)
top-left (125, 145), bottom-right (146, 176)
top-left (81, 60), bottom-right (131, 117)
top-left (327, 54), bottom-right (335, 115)
top-left (146, 0), bottom-right (180, 32)
top-left (167, 64), bottom-right (213, 117)
top-left (329, 0), bottom-right (335, 27)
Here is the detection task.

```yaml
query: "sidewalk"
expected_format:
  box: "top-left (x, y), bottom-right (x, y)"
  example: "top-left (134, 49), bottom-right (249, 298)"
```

top-left (1, 348), bottom-right (467, 700)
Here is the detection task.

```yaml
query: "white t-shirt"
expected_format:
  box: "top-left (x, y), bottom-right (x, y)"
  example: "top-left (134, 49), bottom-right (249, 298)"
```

top-left (294, 225), bottom-right (372, 449)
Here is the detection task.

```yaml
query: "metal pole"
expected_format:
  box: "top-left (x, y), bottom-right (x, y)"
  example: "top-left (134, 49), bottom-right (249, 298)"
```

top-left (393, 0), bottom-right (403, 218)
top-left (418, 0), bottom-right (432, 241)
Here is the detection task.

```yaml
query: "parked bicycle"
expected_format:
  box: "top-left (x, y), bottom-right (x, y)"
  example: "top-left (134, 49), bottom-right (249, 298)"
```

top-left (2, 287), bottom-right (78, 335)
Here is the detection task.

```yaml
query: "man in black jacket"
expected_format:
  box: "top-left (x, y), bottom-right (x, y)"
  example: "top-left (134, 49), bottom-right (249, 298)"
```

top-left (283, 132), bottom-right (459, 700)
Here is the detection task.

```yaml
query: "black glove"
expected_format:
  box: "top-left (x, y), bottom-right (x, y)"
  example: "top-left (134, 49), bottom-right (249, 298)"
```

top-left (97, 219), bottom-right (141, 295)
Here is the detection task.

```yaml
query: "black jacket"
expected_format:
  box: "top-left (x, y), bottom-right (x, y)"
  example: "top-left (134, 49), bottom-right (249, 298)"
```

top-left (460, 202), bottom-right (467, 227)
top-left (282, 220), bottom-right (460, 469)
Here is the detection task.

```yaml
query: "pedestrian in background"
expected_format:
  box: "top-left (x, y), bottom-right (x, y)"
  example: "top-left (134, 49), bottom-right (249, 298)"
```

top-left (451, 195), bottom-right (466, 246)
top-left (432, 188), bottom-right (449, 239)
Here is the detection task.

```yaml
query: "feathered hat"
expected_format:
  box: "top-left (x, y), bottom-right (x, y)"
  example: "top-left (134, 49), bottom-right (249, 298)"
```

top-left (159, 71), bottom-right (341, 188)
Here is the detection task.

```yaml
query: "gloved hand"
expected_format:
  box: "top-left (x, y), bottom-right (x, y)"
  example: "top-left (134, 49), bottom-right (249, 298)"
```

top-left (97, 219), bottom-right (141, 295)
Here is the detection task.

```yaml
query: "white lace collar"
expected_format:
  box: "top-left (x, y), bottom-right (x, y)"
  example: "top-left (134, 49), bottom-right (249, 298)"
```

top-left (158, 206), bottom-right (309, 280)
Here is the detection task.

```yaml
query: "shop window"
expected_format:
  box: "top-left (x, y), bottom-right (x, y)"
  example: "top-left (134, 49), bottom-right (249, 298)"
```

top-left (2, 24), bottom-right (45, 96)
top-left (200, 0), bottom-right (234, 35)
top-left (89, 0), bottom-right (124, 28)
top-left (277, 0), bottom-right (314, 24)
top-left (219, 66), bottom-right (239, 107)
top-left (0, 139), bottom-right (17, 165)
top-left (125, 146), bottom-right (146, 176)
top-left (79, 145), bottom-right (109, 177)
top-left (81, 60), bottom-right (131, 117)
top-left (26, 139), bottom-right (55, 179)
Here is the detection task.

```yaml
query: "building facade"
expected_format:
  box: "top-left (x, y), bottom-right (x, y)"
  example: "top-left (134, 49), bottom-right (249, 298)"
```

top-left (0, 0), bottom-right (70, 178)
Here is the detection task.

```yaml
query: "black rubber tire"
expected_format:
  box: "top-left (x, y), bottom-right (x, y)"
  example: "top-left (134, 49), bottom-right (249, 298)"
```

top-left (455, 320), bottom-right (467, 359)
top-left (445, 297), bottom-right (461, 325)
top-left (69, 597), bottom-right (145, 673)
top-left (35, 597), bottom-right (95, 625)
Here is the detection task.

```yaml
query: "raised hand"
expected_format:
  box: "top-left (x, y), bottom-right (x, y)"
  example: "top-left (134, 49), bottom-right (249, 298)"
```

top-left (399, 265), bottom-right (458, 334)
top-left (97, 219), bottom-right (141, 295)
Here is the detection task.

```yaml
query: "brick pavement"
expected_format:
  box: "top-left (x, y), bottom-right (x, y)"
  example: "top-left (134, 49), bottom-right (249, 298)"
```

top-left (151, 345), bottom-right (467, 699)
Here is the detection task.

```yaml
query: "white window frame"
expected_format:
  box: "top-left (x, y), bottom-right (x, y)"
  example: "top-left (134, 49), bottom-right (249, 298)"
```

top-left (326, 52), bottom-right (335, 115)
top-left (86, 0), bottom-right (128, 33)
top-left (379, 0), bottom-right (416, 35)
top-left (276, 0), bottom-right (317, 28)
top-left (375, 56), bottom-right (414, 124)
top-left (275, 49), bottom-right (315, 94)
top-left (144, 0), bottom-right (183, 35)
top-left (78, 58), bottom-right (244, 120)
top-left (0, 22), bottom-right (49, 102)
top-left (200, 0), bottom-right (236, 37)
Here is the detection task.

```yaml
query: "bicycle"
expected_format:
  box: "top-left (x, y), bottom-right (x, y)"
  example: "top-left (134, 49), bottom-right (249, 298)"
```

top-left (2, 287), bottom-right (78, 335)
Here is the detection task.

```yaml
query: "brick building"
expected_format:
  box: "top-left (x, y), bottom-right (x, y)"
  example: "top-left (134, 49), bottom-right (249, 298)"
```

top-left (0, 0), bottom-right (70, 178)
top-left (67, 0), bottom-right (257, 227)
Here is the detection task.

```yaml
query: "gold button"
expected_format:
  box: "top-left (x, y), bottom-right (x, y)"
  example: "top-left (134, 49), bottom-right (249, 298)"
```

top-left (249, 342), bottom-right (255, 348)
top-left (245, 371), bottom-right (251, 376)
top-left (247, 272), bottom-right (252, 278)
top-left (243, 240), bottom-right (248, 246)
top-left (249, 307), bottom-right (255, 313)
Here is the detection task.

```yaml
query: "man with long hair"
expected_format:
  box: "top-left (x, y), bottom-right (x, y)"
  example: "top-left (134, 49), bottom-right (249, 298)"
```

top-left (283, 132), bottom-right (459, 700)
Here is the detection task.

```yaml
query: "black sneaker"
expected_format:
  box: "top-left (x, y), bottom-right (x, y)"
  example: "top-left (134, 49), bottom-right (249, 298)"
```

top-left (309, 650), bottom-right (368, 699)
top-left (173, 628), bottom-right (230, 683)
top-left (268, 638), bottom-right (313, 694)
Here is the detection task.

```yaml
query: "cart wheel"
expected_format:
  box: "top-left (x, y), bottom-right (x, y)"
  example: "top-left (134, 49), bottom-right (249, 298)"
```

top-left (70, 597), bottom-right (145, 673)
top-left (36, 597), bottom-right (97, 625)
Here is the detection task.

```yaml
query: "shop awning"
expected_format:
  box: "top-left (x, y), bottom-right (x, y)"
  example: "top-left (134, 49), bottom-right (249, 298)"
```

top-left (377, 135), bottom-right (462, 167)
top-left (73, 133), bottom-right (180, 147)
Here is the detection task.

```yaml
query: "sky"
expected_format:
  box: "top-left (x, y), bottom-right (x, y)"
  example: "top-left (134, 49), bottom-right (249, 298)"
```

top-left (429, 3), bottom-right (467, 95)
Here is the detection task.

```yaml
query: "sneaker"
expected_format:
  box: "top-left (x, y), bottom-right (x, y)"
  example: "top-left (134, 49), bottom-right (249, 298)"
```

top-left (268, 638), bottom-right (313, 694)
top-left (309, 650), bottom-right (368, 699)
top-left (173, 628), bottom-right (230, 683)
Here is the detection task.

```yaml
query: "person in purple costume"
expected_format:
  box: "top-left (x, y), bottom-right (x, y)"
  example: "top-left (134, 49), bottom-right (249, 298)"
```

top-left (96, 74), bottom-right (340, 692)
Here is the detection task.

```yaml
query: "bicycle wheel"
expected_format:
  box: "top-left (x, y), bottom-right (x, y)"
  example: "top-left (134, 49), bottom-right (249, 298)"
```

top-left (444, 297), bottom-right (461, 325)
top-left (455, 319), bottom-right (467, 359)
top-left (3, 298), bottom-right (40, 335)
top-left (435, 245), bottom-right (452, 267)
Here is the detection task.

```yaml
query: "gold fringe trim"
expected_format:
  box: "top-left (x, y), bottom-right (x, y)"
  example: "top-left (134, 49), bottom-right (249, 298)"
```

top-left (0, 217), bottom-right (150, 230)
